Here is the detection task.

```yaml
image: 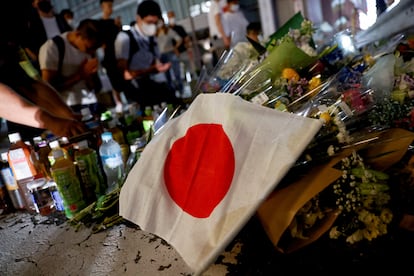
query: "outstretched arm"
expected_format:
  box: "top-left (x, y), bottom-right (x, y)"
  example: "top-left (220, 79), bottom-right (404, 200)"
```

top-left (0, 82), bottom-right (86, 138)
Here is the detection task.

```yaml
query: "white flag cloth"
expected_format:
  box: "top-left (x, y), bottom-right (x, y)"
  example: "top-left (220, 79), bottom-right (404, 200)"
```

top-left (119, 93), bottom-right (322, 274)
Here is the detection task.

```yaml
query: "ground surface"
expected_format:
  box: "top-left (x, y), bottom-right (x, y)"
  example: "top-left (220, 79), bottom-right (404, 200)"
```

top-left (1, 210), bottom-right (414, 276)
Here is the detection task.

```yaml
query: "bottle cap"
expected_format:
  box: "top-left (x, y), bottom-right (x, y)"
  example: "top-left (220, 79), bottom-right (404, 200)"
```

top-left (49, 140), bottom-right (60, 149)
top-left (77, 140), bottom-right (89, 149)
top-left (8, 132), bottom-right (21, 143)
top-left (27, 178), bottom-right (47, 192)
top-left (81, 107), bottom-right (93, 121)
top-left (101, 132), bottom-right (113, 142)
top-left (33, 136), bottom-right (42, 145)
top-left (1, 152), bottom-right (7, 162)
top-left (59, 136), bottom-right (70, 145)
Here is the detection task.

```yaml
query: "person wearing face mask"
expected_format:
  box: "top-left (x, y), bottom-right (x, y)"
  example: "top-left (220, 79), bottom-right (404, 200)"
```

top-left (59, 9), bottom-right (75, 30)
top-left (222, 0), bottom-right (249, 48)
top-left (114, 0), bottom-right (180, 112)
top-left (208, 0), bottom-right (229, 66)
top-left (23, 0), bottom-right (72, 70)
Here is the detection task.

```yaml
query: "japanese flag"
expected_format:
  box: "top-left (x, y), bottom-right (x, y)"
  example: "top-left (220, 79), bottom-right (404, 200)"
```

top-left (119, 93), bottom-right (322, 274)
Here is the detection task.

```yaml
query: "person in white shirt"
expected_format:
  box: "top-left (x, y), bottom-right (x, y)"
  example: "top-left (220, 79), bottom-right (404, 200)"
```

top-left (113, 0), bottom-right (180, 111)
top-left (222, 0), bottom-right (249, 48)
top-left (157, 19), bottom-right (183, 94)
top-left (208, 0), bottom-right (229, 65)
top-left (38, 19), bottom-right (105, 114)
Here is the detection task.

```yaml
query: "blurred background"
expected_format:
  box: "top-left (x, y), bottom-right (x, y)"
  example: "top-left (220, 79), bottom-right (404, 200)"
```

top-left (51, 0), bottom-right (397, 74)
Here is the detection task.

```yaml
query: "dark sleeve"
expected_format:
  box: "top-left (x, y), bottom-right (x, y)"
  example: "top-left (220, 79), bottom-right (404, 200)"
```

top-left (56, 13), bottom-right (73, 32)
top-left (174, 25), bottom-right (188, 38)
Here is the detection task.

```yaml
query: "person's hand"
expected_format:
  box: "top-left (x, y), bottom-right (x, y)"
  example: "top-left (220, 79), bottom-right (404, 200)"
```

top-left (124, 70), bottom-right (134, 80)
top-left (80, 58), bottom-right (99, 79)
top-left (48, 117), bottom-right (87, 138)
top-left (155, 62), bottom-right (171, 73)
top-left (223, 36), bottom-right (231, 49)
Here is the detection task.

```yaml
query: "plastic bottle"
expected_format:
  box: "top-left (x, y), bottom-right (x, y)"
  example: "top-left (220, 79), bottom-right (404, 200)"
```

top-left (7, 133), bottom-right (38, 181)
top-left (33, 138), bottom-right (52, 179)
top-left (59, 136), bottom-right (75, 161)
top-left (81, 107), bottom-right (103, 148)
top-left (106, 119), bottom-right (129, 165)
top-left (99, 132), bottom-right (124, 193)
top-left (107, 119), bottom-right (126, 145)
top-left (27, 177), bottom-right (55, 216)
top-left (50, 148), bottom-right (86, 219)
top-left (7, 132), bottom-right (39, 212)
top-left (0, 152), bottom-right (26, 210)
top-left (48, 140), bottom-right (69, 167)
top-left (74, 140), bottom-right (106, 204)
top-left (46, 180), bottom-right (65, 212)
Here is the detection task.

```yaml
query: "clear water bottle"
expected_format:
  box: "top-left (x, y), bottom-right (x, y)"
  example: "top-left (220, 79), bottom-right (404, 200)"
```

top-left (99, 132), bottom-right (124, 193)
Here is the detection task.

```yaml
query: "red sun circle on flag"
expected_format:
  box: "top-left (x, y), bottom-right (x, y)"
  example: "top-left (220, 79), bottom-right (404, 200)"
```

top-left (164, 123), bottom-right (235, 218)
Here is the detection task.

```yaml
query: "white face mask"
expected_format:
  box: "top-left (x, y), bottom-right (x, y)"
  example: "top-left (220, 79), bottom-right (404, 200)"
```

top-left (230, 4), bottom-right (239, 12)
top-left (67, 19), bottom-right (74, 28)
top-left (169, 17), bottom-right (175, 25)
top-left (141, 22), bottom-right (157, 36)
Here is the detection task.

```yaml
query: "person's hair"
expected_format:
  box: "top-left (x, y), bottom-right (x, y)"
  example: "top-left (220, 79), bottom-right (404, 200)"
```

top-left (100, 0), bottom-right (114, 4)
top-left (59, 8), bottom-right (73, 18)
top-left (246, 21), bottom-right (261, 33)
top-left (77, 19), bottom-right (105, 48)
top-left (136, 0), bottom-right (162, 18)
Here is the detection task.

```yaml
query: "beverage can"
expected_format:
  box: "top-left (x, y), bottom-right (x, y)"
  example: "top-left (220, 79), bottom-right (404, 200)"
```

top-left (28, 178), bottom-right (56, 216)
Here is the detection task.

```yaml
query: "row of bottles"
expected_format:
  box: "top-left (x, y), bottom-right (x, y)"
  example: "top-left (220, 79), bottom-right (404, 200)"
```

top-left (0, 131), bottom-right (144, 219)
top-left (0, 104), bottom-right (154, 217)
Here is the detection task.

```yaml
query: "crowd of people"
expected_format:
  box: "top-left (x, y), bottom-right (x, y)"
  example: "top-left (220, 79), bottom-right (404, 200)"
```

top-left (0, 0), bottom-right (180, 142)
top-left (0, 0), bottom-right (260, 142)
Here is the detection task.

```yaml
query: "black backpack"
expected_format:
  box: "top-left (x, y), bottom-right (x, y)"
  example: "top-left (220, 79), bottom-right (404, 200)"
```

top-left (99, 29), bottom-right (141, 93)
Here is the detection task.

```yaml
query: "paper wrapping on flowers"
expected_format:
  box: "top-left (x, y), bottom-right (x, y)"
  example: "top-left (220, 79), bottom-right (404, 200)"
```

top-left (257, 128), bottom-right (414, 253)
top-left (197, 44), bottom-right (259, 94)
top-left (258, 40), bottom-right (318, 80)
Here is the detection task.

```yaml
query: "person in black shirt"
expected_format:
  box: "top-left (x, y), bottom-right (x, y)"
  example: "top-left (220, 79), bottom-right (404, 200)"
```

top-left (23, 0), bottom-right (72, 70)
top-left (99, 0), bottom-right (124, 110)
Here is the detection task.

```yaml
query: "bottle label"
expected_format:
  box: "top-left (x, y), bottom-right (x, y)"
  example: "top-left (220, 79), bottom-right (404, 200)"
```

top-left (101, 153), bottom-right (123, 169)
top-left (51, 167), bottom-right (85, 218)
top-left (1, 168), bottom-right (19, 191)
top-left (8, 149), bottom-right (33, 180)
top-left (250, 91), bottom-right (269, 105)
top-left (75, 151), bottom-right (104, 200)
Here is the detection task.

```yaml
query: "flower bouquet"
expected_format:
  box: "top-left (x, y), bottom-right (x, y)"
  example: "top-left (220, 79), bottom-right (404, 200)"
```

top-left (257, 128), bottom-right (414, 253)
top-left (257, 34), bottom-right (414, 253)
top-left (195, 42), bottom-right (260, 94)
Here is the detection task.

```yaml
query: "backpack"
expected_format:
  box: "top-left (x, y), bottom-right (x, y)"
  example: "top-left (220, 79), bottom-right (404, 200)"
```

top-left (51, 35), bottom-right (102, 93)
top-left (99, 29), bottom-right (140, 93)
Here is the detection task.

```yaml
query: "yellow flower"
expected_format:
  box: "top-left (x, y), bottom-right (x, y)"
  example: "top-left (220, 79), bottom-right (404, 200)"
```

top-left (329, 226), bottom-right (342, 239)
top-left (346, 229), bottom-right (364, 244)
top-left (380, 208), bottom-right (393, 224)
top-left (308, 76), bottom-right (321, 91)
top-left (281, 68), bottom-right (300, 82)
